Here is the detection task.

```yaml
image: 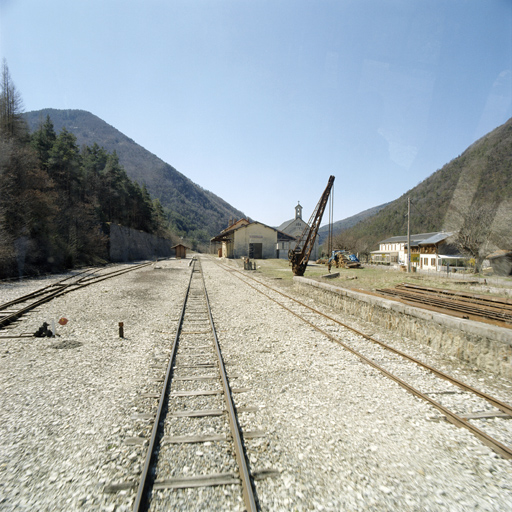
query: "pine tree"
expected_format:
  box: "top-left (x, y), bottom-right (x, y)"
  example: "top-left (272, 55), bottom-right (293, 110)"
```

top-left (31, 115), bottom-right (57, 170)
top-left (48, 128), bottom-right (82, 203)
top-left (81, 143), bottom-right (108, 205)
top-left (152, 198), bottom-right (169, 237)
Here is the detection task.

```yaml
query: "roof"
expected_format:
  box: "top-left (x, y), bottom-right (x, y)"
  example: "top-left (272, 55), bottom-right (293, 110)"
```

top-left (171, 244), bottom-right (190, 249)
top-left (378, 232), bottom-right (452, 246)
top-left (210, 218), bottom-right (251, 242)
top-left (210, 233), bottom-right (232, 243)
top-left (220, 218), bottom-right (250, 234)
top-left (210, 220), bottom-right (296, 243)
top-left (437, 254), bottom-right (469, 259)
top-left (418, 232), bottom-right (453, 246)
top-left (277, 218), bottom-right (294, 231)
top-left (277, 230), bottom-right (297, 242)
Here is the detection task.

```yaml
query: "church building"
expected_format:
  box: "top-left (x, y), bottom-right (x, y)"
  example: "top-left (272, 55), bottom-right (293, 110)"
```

top-left (276, 202), bottom-right (320, 260)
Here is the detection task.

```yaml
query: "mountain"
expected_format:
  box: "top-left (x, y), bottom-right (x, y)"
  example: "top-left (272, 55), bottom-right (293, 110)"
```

top-left (317, 202), bottom-right (391, 245)
top-left (23, 109), bottom-right (245, 241)
top-left (331, 117), bottom-right (512, 254)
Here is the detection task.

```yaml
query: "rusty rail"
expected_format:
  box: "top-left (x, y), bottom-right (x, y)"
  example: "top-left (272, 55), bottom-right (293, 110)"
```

top-left (217, 260), bottom-right (512, 459)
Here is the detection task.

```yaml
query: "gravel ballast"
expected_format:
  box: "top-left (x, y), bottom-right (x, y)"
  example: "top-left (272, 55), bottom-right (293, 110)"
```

top-left (1, 256), bottom-right (512, 511)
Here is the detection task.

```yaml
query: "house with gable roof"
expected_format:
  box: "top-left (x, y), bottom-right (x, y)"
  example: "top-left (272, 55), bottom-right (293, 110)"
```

top-left (211, 218), bottom-right (295, 259)
top-left (371, 231), bottom-right (468, 271)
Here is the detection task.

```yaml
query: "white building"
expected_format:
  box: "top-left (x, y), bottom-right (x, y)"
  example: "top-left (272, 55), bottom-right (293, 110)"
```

top-left (371, 231), bottom-right (467, 271)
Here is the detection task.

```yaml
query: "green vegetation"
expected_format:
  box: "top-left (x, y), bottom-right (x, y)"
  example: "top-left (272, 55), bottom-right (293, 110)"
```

top-left (0, 61), bottom-right (172, 278)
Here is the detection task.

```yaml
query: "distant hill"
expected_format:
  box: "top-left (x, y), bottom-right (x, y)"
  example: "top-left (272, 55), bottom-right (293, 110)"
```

top-left (331, 117), bottom-right (512, 254)
top-left (23, 109), bottom-right (245, 241)
top-left (317, 202), bottom-right (390, 245)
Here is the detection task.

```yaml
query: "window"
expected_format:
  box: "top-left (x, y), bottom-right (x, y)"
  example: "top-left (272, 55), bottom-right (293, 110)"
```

top-left (431, 258), bottom-right (435, 266)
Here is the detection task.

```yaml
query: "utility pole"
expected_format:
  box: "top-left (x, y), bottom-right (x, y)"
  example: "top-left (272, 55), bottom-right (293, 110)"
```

top-left (407, 197), bottom-right (411, 273)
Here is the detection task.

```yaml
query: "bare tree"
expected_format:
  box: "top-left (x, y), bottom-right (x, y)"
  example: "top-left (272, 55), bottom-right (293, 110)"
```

top-left (444, 155), bottom-right (511, 273)
top-left (0, 59), bottom-right (26, 139)
top-left (454, 202), bottom-right (511, 273)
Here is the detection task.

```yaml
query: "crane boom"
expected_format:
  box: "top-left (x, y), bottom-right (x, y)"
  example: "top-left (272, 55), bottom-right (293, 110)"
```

top-left (289, 175), bottom-right (335, 276)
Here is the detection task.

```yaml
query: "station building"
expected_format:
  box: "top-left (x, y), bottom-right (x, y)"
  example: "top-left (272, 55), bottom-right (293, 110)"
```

top-left (211, 218), bottom-right (295, 259)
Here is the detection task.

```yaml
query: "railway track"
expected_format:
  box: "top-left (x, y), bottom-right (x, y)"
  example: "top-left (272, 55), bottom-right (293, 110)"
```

top-left (0, 262), bottom-right (153, 333)
top-left (375, 283), bottom-right (512, 328)
top-left (133, 258), bottom-right (259, 511)
top-left (216, 259), bottom-right (512, 460)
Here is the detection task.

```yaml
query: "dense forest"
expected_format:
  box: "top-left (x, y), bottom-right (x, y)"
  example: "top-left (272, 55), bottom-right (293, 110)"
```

top-left (0, 61), bottom-right (173, 278)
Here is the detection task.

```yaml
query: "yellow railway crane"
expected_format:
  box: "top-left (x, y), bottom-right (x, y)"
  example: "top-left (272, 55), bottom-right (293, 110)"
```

top-left (289, 175), bottom-right (335, 276)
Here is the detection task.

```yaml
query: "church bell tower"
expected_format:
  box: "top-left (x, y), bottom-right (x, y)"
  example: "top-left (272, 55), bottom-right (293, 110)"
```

top-left (295, 202), bottom-right (303, 220)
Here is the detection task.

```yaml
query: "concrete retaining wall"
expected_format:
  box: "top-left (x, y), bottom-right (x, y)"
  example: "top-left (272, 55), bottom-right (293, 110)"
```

top-left (106, 224), bottom-right (174, 262)
top-left (294, 276), bottom-right (512, 380)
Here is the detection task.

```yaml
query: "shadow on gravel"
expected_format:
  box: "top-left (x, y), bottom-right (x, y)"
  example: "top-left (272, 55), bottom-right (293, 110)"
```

top-left (52, 340), bottom-right (83, 349)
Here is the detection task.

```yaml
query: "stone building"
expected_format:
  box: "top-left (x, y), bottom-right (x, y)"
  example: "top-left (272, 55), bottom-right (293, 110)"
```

top-left (211, 219), bottom-right (295, 259)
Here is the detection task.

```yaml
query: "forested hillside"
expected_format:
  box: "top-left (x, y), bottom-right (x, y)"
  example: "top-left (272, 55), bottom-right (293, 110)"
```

top-left (0, 62), bottom-right (172, 278)
top-left (334, 117), bottom-right (512, 257)
top-left (23, 109), bottom-right (245, 243)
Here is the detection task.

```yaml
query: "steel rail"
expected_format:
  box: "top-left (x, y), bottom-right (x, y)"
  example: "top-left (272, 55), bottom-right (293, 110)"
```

top-left (223, 266), bottom-right (512, 415)
top-left (72, 262), bottom-right (153, 288)
top-left (0, 268), bottom-right (94, 311)
top-left (0, 262), bottom-right (153, 330)
top-left (0, 287), bottom-right (72, 328)
top-left (248, 274), bottom-right (512, 416)
top-left (133, 259), bottom-right (257, 511)
top-left (397, 289), bottom-right (512, 314)
top-left (377, 288), bottom-right (512, 324)
top-left (133, 259), bottom-right (196, 512)
top-left (218, 262), bottom-right (512, 459)
top-left (200, 261), bottom-right (258, 512)
top-left (399, 283), bottom-right (512, 308)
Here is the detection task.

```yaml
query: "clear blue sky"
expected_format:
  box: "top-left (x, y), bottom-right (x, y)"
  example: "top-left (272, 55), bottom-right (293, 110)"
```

top-left (1, 0), bottom-right (511, 226)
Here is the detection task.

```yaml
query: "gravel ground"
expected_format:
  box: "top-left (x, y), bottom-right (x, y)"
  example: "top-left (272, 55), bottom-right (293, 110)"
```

top-left (0, 260), bottom-right (192, 511)
top-left (1, 256), bottom-right (512, 511)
